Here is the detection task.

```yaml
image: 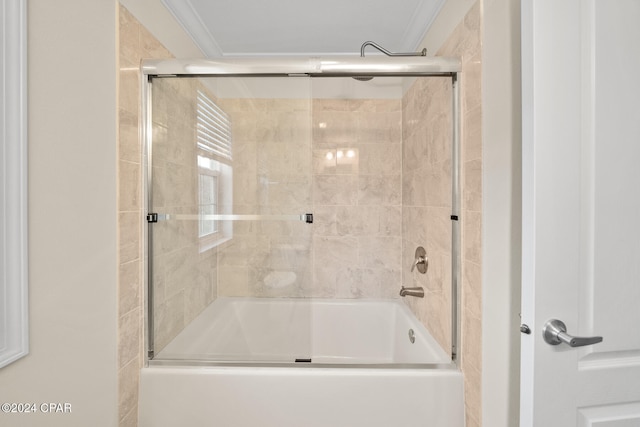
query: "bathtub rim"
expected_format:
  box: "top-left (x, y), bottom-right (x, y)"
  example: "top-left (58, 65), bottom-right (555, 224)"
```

top-left (147, 358), bottom-right (459, 370)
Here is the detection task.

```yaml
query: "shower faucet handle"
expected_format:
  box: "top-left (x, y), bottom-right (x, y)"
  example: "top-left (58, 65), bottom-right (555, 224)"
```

top-left (411, 246), bottom-right (428, 274)
top-left (411, 257), bottom-right (427, 272)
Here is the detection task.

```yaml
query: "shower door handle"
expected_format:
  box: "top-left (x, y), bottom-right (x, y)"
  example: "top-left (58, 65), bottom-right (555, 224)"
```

top-left (542, 319), bottom-right (603, 347)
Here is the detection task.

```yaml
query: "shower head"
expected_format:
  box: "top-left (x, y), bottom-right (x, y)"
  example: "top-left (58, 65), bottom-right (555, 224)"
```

top-left (352, 41), bottom-right (427, 82)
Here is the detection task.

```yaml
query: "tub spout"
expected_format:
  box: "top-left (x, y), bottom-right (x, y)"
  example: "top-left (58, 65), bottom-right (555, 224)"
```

top-left (399, 286), bottom-right (424, 298)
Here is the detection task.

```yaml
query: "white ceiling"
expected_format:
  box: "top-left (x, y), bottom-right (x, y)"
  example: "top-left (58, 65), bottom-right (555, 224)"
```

top-left (161, 0), bottom-right (446, 57)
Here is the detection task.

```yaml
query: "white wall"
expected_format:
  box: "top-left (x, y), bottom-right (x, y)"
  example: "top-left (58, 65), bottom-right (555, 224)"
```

top-left (482, 0), bottom-right (522, 426)
top-left (0, 1), bottom-right (119, 425)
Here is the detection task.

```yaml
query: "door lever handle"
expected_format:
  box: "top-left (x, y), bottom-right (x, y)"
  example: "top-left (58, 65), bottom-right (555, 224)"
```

top-left (542, 319), bottom-right (603, 347)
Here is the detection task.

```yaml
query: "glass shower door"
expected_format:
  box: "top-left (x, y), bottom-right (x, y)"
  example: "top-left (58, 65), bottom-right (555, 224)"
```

top-left (146, 71), bottom-right (457, 365)
top-left (147, 76), bottom-right (314, 362)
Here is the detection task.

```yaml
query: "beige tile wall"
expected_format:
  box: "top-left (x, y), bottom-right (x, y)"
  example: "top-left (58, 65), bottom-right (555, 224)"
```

top-left (118, 5), bottom-right (172, 427)
top-left (215, 97), bottom-right (403, 299)
top-left (401, 3), bottom-right (483, 426)
top-left (216, 98), bottom-right (314, 297)
top-left (402, 75), bottom-right (453, 353)
top-left (150, 78), bottom-right (219, 351)
top-left (311, 99), bottom-right (403, 298)
top-left (437, 3), bottom-right (483, 426)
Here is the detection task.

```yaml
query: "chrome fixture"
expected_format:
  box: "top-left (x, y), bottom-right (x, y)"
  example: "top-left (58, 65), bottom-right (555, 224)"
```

top-left (411, 246), bottom-right (428, 274)
top-left (353, 41), bottom-right (428, 81)
top-left (542, 319), bottom-right (603, 347)
top-left (408, 329), bottom-right (416, 344)
top-left (400, 286), bottom-right (425, 298)
top-left (360, 41), bottom-right (427, 57)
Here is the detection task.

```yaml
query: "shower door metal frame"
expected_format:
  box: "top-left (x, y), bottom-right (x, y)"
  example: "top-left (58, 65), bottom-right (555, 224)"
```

top-left (141, 56), bottom-right (462, 367)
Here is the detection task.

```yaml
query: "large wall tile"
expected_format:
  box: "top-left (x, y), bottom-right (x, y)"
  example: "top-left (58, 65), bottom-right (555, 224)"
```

top-left (401, 2), bottom-right (482, 425)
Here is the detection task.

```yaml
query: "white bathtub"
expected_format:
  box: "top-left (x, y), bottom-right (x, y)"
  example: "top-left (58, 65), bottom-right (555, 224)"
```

top-left (139, 298), bottom-right (464, 427)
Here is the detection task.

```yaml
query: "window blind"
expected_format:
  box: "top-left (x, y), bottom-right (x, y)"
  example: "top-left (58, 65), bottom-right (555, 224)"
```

top-left (196, 90), bottom-right (232, 160)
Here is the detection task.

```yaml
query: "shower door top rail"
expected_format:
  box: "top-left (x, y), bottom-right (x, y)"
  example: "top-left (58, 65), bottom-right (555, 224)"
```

top-left (141, 56), bottom-right (461, 78)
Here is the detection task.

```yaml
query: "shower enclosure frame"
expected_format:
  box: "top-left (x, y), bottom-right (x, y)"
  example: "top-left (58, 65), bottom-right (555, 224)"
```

top-left (141, 56), bottom-right (462, 367)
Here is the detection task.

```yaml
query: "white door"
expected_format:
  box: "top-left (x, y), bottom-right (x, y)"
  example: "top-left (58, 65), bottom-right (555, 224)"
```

top-left (520, 0), bottom-right (640, 426)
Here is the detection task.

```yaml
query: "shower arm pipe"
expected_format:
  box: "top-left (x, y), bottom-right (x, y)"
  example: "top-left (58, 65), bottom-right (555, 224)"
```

top-left (360, 41), bottom-right (427, 57)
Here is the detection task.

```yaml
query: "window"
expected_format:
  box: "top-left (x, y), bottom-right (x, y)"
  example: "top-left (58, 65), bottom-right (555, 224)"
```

top-left (196, 90), bottom-right (232, 251)
top-left (199, 169), bottom-right (219, 238)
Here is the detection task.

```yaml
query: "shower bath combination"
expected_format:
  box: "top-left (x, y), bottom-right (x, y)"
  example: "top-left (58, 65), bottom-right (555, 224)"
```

top-left (139, 52), bottom-right (463, 427)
